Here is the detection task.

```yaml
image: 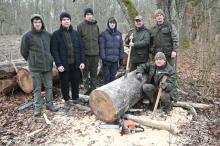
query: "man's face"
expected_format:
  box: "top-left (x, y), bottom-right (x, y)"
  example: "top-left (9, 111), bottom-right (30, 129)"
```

top-left (85, 13), bottom-right (93, 21)
top-left (135, 19), bottom-right (144, 28)
top-left (33, 19), bottom-right (42, 31)
top-left (109, 22), bottom-right (116, 29)
top-left (155, 14), bottom-right (165, 24)
top-left (155, 58), bottom-right (166, 67)
top-left (61, 17), bottom-right (71, 28)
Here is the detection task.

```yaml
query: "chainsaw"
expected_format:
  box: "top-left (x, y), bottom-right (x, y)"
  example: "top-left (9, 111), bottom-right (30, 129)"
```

top-left (99, 118), bottom-right (144, 135)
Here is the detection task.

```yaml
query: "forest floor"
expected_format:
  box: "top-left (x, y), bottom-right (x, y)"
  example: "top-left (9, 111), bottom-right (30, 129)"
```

top-left (0, 35), bottom-right (220, 145)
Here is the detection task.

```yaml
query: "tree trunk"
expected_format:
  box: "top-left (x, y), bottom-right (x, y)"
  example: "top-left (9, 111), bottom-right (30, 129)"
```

top-left (89, 71), bottom-right (147, 122)
top-left (0, 78), bottom-right (18, 94)
top-left (0, 59), bottom-right (27, 79)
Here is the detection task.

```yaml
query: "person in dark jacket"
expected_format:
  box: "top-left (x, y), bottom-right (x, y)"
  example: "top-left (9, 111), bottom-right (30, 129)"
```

top-left (136, 52), bottom-right (177, 113)
top-left (77, 8), bottom-right (100, 95)
top-left (99, 17), bottom-right (124, 84)
top-left (125, 15), bottom-right (151, 71)
top-left (20, 14), bottom-right (59, 117)
top-left (50, 12), bottom-right (85, 110)
top-left (150, 9), bottom-right (179, 69)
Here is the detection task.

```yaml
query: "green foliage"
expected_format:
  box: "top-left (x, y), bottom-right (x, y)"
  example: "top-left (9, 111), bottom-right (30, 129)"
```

top-left (121, 0), bottom-right (138, 25)
top-left (191, 0), bottom-right (202, 7)
top-left (180, 37), bottom-right (192, 49)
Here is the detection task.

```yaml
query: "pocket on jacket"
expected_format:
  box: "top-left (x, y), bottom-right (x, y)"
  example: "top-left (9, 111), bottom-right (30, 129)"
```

top-left (161, 28), bottom-right (170, 34)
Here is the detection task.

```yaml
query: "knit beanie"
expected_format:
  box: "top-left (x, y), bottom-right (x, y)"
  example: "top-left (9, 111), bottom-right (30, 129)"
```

top-left (155, 52), bottom-right (166, 61)
top-left (84, 8), bottom-right (93, 16)
top-left (154, 9), bottom-right (165, 17)
top-left (60, 12), bottom-right (71, 21)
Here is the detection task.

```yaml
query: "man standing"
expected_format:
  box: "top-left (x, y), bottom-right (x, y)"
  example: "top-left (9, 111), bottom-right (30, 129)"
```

top-left (125, 15), bottom-right (150, 71)
top-left (50, 12), bottom-right (85, 109)
top-left (77, 8), bottom-right (99, 95)
top-left (99, 17), bottom-right (124, 84)
top-left (150, 9), bottom-right (179, 68)
top-left (20, 14), bottom-right (59, 117)
top-left (136, 52), bottom-right (177, 113)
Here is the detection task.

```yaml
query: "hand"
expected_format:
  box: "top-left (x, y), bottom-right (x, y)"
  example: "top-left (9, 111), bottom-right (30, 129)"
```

top-left (129, 41), bottom-right (134, 47)
top-left (102, 60), bottom-right (107, 65)
top-left (136, 73), bottom-right (142, 81)
top-left (119, 59), bottom-right (123, 66)
top-left (159, 82), bottom-right (168, 90)
top-left (171, 51), bottom-right (177, 58)
top-left (57, 66), bottom-right (64, 72)
top-left (129, 34), bottom-right (134, 41)
top-left (79, 63), bottom-right (85, 70)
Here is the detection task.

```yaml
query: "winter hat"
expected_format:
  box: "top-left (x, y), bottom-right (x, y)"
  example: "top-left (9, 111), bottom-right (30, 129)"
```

top-left (155, 52), bottom-right (166, 61)
top-left (60, 12), bottom-right (71, 21)
top-left (84, 8), bottom-right (93, 16)
top-left (154, 9), bottom-right (165, 17)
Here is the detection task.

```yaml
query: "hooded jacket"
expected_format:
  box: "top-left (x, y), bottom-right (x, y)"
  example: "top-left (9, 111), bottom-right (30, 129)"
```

top-left (99, 17), bottom-right (124, 62)
top-left (20, 14), bottom-right (53, 72)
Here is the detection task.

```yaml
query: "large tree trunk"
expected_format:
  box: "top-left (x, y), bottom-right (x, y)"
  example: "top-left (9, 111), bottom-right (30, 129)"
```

top-left (89, 71), bottom-right (146, 122)
top-left (0, 59), bottom-right (27, 79)
top-left (0, 78), bottom-right (18, 94)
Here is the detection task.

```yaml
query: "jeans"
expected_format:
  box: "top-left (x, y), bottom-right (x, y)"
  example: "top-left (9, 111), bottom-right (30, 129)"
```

top-left (103, 61), bottom-right (118, 84)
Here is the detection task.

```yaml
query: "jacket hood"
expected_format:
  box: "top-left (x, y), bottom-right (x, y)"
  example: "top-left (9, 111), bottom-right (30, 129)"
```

top-left (84, 19), bottom-right (97, 25)
top-left (107, 17), bottom-right (117, 31)
top-left (30, 14), bottom-right (45, 31)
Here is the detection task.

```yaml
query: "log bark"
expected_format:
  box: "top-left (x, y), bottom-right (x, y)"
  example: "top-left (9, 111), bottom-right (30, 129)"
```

top-left (0, 78), bottom-right (18, 94)
top-left (89, 71), bottom-right (147, 122)
top-left (0, 59), bottom-right (27, 79)
top-left (124, 114), bottom-right (179, 134)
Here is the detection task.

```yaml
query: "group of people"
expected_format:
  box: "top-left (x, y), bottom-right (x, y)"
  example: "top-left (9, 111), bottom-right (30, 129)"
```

top-left (20, 8), bottom-right (179, 117)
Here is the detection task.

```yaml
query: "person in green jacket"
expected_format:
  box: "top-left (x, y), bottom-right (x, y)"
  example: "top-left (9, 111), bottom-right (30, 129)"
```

top-left (77, 8), bottom-right (100, 95)
top-left (136, 52), bottom-right (177, 113)
top-left (125, 15), bottom-right (151, 71)
top-left (20, 14), bottom-right (59, 117)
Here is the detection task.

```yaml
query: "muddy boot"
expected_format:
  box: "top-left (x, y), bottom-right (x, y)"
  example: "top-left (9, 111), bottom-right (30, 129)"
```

top-left (64, 100), bottom-right (71, 111)
top-left (34, 108), bottom-right (42, 117)
top-left (46, 104), bottom-right (59, 112)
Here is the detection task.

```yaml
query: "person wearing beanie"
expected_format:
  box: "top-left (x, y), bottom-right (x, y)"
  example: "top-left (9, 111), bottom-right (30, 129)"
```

top-left (77, 8), bottom-right (100, 95)
top-left (99, 17), bottom-right (124, 84)
top-left (150, 9), bottom-right (179, 70)
top-left (51, 12), bottom-right (85, 110)
top-left (135, 52), bottom-right (177, 113)
top-left (20, 14), bottom-right (59, 117)
top-left (125, 15), bottom-right (151, 71)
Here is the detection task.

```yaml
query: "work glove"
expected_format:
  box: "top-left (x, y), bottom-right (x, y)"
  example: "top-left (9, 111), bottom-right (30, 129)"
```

top-left (159, 82), bottom-right (169, 90)
top-left (119, 59), bottom-right (123, 66)
top-left (136, 73), bottom-right (143, 81)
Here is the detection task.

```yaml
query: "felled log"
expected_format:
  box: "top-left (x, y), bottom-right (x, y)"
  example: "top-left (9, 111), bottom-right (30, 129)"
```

top-left (89, 71), bottom-right (146, 122)
top-left (0, 59), bottom-right (27, 79)
top-left (0, 78), bottom-right (18, 94)
top-left (124, 114), bottom-right (179, 134)
top-left (172, 101), bottom-right (213, 110)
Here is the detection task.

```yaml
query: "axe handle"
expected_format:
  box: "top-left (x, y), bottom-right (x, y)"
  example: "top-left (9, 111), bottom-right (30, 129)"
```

top-left (124, 34), bottom-right (133, 78)
top-left (151, 75), bottom-right (168, 119)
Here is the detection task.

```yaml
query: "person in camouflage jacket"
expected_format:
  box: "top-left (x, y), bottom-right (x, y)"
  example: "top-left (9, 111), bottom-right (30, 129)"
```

top-left (125, 15), bottom-right (150, 71)
top-left (136, 52), bottom-right (177, 113)
top-left (150, 9), bottom-right (179, 69)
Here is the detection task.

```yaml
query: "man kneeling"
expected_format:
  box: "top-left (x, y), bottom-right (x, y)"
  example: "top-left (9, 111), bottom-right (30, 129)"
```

top-left (136, 52), bottom-right (177, 113)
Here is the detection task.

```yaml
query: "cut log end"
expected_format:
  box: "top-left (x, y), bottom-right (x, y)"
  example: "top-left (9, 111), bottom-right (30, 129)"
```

top-left (16, 68), bottom-right (33, 93)
top-left (89, 90), bottom-right (116, 122)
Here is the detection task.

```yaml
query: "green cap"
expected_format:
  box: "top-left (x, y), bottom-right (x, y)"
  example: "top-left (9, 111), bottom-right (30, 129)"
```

top-left (155, 52), bottom-right (166, 61)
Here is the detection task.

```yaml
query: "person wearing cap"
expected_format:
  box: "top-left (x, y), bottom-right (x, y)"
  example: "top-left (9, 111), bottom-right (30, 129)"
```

top-left (99, 17), bottom-right (124, 84)
top-left (77, 8), bottom-right (100, 95)
top-left (150, 9), bottom-right (179, 69)
top-left (125, 15), bottom-right (150, 71)
top-left (135, 52), bottom-right (177, 113)
top-left (20, 14), bottom-right (59, 117)
top-left (50, 12), bottom-right (85, 110)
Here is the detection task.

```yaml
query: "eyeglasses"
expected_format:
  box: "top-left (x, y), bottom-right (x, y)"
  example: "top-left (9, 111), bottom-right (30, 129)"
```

top-left (135, 19), bottom-right (142, 22)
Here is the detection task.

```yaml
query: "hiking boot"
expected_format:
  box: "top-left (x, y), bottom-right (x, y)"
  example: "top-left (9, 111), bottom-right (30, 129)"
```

top-left (72, 99), bottom-right (82, 104)
top-left (34, 109), bottom-right (41, 117)
top-left (64, 100), bottom-right (71, 111)
top-left (162, 104), bottom-right (173, 114)
top-left (46, 105), bottom-right (59, 112)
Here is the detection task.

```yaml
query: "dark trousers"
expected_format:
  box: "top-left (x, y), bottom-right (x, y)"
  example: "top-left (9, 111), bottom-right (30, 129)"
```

top-left (59, 63), bottom-right (80, 101)
top-left (103, 61), bottom-right (118, 84)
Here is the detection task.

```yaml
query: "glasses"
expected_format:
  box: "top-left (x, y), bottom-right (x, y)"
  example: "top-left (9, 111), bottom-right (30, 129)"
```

top-left (135, 19), bottom-right (142, 22)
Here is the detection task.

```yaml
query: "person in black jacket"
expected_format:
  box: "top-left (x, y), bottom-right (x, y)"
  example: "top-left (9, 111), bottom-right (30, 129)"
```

top-left (99, 17), bottom-right (124, 84)
top-left (50, 12), bottom-right (85, 110)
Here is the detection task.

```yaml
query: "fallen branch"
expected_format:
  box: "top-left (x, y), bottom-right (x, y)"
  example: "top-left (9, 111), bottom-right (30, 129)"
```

top-left (43, 113), bottom-right (52, 125)
top-left (124, 114), bottom-right (179, 134)
top-left (27, 126), bottom-right (46, 137)
top-left (173, 101), bottom-right (213, 110)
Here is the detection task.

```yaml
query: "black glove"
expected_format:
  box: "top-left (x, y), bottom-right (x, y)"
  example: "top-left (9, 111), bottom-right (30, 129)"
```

top-left (136, 73), bottom-right (142, 81)
top-left (119, 59), bottom-right (123, 66)
top-left (159, 82), bottom-right (169, 90)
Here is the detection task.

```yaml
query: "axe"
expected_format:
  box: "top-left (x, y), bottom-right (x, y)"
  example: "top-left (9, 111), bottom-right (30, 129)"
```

top-left (124, 33), bottom-right (133, 79)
